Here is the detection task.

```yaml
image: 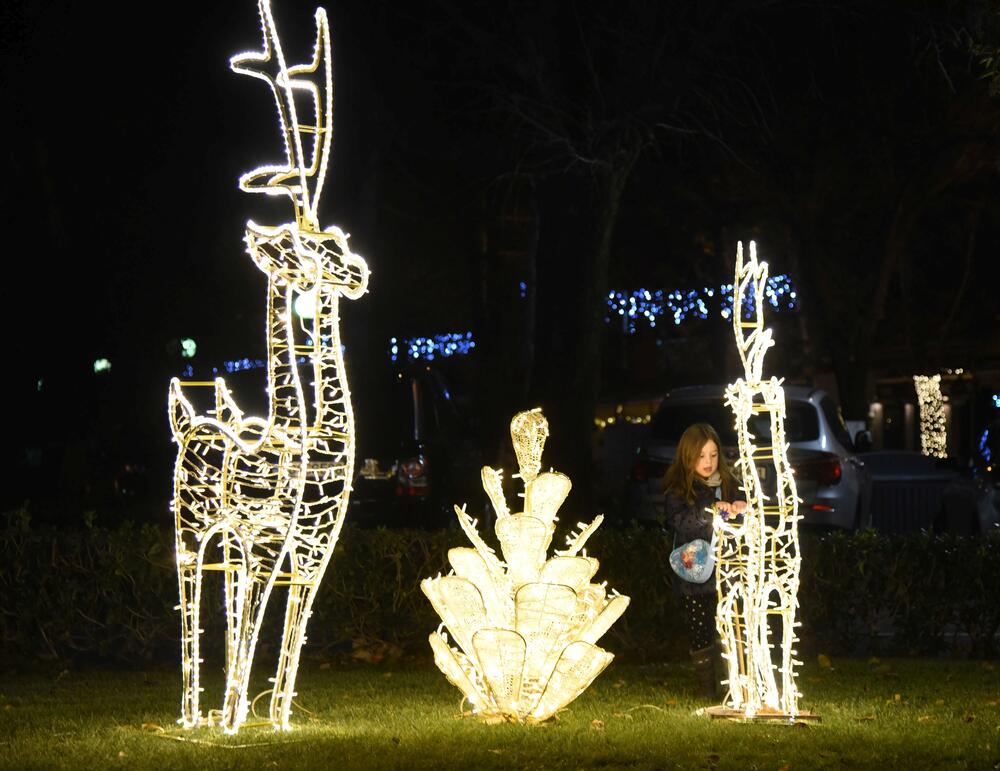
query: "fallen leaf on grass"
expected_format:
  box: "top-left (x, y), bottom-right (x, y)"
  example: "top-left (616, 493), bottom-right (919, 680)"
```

top-left (778, 764), bottom-right (791, 771)
top-left (855, 715), bottom-right (876, 722)
top-left (484, 716), bottom-right (505, 726)
top-left (665, 698), bottom-right (678, 706)
top-left (140, 723), bottom-right (164, 732)
top-left (319, 662), bottom-right (331, 670)
top-left (612, 679), bottom-right (625, 689)
top-left (918, 715), bottom-right (933, 723)
top-left (487, 749), bottom-right (503, 755)
top-left (117, 751), bottom-right (127, 759)
top-left (612, 712), bottom-right (633, 720)
top-left (986, 700), bottom-right (999, 706)
top-left (817, 654), bottom-right (833, 669)
top-left (935, 699), bottom-right (945, 706)
top-left (590, 719), bottom-right (605, 731)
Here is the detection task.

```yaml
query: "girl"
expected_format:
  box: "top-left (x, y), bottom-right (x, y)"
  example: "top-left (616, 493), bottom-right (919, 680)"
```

top-left (662, 422), bottom-right (746, 699)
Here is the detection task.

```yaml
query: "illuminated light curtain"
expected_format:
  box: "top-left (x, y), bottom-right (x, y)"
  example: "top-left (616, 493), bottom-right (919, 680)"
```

top-left (913, 374), bottom-right (948, 458)
top-left (167, 0), bottom-right (369, 734)
top-left (422, 409), bottom-right (630, 722)
top-left (716, 242), bottom-right (804, 718)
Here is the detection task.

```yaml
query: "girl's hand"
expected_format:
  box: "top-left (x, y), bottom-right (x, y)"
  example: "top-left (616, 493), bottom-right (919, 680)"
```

top-left (716, 501), bottom-right (747, 520)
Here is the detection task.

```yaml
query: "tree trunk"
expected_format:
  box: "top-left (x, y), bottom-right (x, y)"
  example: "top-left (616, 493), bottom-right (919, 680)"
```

top-left (559, 148), bottom-right (639, 514)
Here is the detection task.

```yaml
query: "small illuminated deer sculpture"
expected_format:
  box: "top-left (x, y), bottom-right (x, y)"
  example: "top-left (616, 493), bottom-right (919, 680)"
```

top-left (716, 242), bottom-right (804, 718)
top-left (167, 0), bottom-right (368, 733)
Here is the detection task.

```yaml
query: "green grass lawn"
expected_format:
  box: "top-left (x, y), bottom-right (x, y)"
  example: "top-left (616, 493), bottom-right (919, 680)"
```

top-left (1, 658), bottom-right (998, 770)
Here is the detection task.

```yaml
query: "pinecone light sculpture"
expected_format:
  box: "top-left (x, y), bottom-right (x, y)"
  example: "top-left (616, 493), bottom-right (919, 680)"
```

top-left (421, 409), bottom-right (630, 722)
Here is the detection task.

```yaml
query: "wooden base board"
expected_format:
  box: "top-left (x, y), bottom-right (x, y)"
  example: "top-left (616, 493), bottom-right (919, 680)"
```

top-left (705, 706), bottom-right (822, 723)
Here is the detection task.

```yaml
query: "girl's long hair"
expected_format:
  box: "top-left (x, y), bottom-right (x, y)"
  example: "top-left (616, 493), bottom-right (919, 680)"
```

top-left (661, 422), bottom-right (738, 504)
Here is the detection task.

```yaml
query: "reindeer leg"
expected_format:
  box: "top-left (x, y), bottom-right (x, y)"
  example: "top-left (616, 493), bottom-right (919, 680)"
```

top-left (220, 570), bottom-right (260, 734)
top-left (177, 560), bottom-right (203, 728)
top-left (270, 575), bottom-right (319, 730)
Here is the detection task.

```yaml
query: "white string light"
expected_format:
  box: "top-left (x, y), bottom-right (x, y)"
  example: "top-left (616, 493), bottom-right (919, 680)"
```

top-left (715, 241), bottom-right (805, 720)
top-left (422, 409), bottom-right (630, 722)
top-left (167, 0), bottom-right (368, 734)
top-left (913, 374), bottom-right (948, 459)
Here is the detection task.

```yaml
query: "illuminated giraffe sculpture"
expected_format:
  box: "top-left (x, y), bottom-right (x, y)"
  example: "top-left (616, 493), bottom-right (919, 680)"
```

top-left (167, 0), bottom-right (368, 734)
top-left (715, 242), bottom-right (804, 719)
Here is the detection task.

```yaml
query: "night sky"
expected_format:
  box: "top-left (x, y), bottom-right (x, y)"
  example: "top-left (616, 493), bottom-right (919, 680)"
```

top-left (5, 0), bottom-right (1000, 517)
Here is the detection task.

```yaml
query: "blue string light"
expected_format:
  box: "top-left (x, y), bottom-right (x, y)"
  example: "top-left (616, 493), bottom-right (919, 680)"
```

top-left (389, 332), bottom-right (476, 362)
top-left (980, 428), bottom-right (992, 463)
top-left (606, 274), bottom-right (797, 333)
top-left (185, 275), bottom-right (798, 374)
top-left (993, 393), bottom-right (1000, 409)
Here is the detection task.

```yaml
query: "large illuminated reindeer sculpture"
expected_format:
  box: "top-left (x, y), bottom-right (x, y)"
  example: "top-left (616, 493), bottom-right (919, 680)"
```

top-left (167, 0), bottom-right (368, 734)
top-left (714, 242), bottom-right (807, 720)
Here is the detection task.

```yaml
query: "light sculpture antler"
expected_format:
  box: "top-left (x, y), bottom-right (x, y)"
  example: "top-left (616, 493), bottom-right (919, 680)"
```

top-left (715, 242), bottom-right (805, 719)
top-left (167, 0), bottom-right (368, 734)
top-left (913, 374), bottom-right (947, 458)
top-left (422, 409), bottom-right (630, 722)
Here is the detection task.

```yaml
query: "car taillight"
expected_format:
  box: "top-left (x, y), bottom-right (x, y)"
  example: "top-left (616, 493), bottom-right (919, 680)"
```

top-left (794, 455), bottom-right (842, 486)
top-left (631, 457), bottom-right (667, 482)
top-left (396, 456), bottom-right (429, 498)
top-left (400, 458), bottom-right (426, 479)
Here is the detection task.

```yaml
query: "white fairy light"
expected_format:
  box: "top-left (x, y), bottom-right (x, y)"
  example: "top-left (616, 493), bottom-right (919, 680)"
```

top-left (715, 242), bottom-right (805, 720)
top-left (422, 409), bottom-right (630, 722)
top-left (913, 375), bottom-right (948, 459)
top-left (180, 338), bottom-right (197, 358)
top-left (167, 0), bottom-right (368, 735)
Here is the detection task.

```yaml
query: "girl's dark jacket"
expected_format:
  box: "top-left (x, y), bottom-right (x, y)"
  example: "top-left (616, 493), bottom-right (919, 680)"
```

top-left (664, 479), bottom-right (743, 597)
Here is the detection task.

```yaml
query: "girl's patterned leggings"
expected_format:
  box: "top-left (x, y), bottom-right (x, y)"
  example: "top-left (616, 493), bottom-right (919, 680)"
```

top-left (682, 593), bottom-right (716, 651)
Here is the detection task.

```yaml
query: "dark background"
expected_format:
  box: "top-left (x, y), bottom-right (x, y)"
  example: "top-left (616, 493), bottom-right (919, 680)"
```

top-left (4, 0), bottom-right (1000, 523)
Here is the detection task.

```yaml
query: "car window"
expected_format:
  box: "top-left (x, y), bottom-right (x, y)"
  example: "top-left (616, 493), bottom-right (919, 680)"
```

top-left (650, 400), bottom-right (820, 444)
top-left (650, 403), bottom-right (739, 444)
top-left (819, 396), bottom-right (854, 450)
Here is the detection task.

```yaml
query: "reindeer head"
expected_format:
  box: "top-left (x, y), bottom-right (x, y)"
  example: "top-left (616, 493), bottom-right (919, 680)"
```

top-left (232, 0), bottom-right (369, 300)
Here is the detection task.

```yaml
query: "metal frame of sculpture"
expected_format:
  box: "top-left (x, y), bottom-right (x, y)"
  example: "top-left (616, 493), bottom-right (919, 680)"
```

top-left (167, 0), bottom-right (368, 734)
top-left (913, 374), bottom-right (948, 458)
top-left (422, 409), bottom-right (630, 722)
top-left (714, 242), bottom-right (809, 720)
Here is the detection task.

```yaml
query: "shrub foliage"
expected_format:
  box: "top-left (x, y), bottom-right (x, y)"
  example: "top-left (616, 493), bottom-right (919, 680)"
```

top-left (1, 515), bottom-right (997, 665)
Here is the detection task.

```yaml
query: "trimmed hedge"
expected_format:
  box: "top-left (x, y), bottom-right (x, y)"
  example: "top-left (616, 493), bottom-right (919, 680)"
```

top-left (1, 516), bottom-right (998, 666)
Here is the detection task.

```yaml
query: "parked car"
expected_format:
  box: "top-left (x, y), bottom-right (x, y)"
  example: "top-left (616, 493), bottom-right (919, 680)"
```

top-left (348, 363), bottom-right (482, 528)
top-left (626, 385), bottom-right (867, 530)
top-left (859, 450), bottom-right (988, 534)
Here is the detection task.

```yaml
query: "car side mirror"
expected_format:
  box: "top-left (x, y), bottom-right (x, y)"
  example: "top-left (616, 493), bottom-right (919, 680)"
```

top-left (854, 429), bottom-right (873, 452)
